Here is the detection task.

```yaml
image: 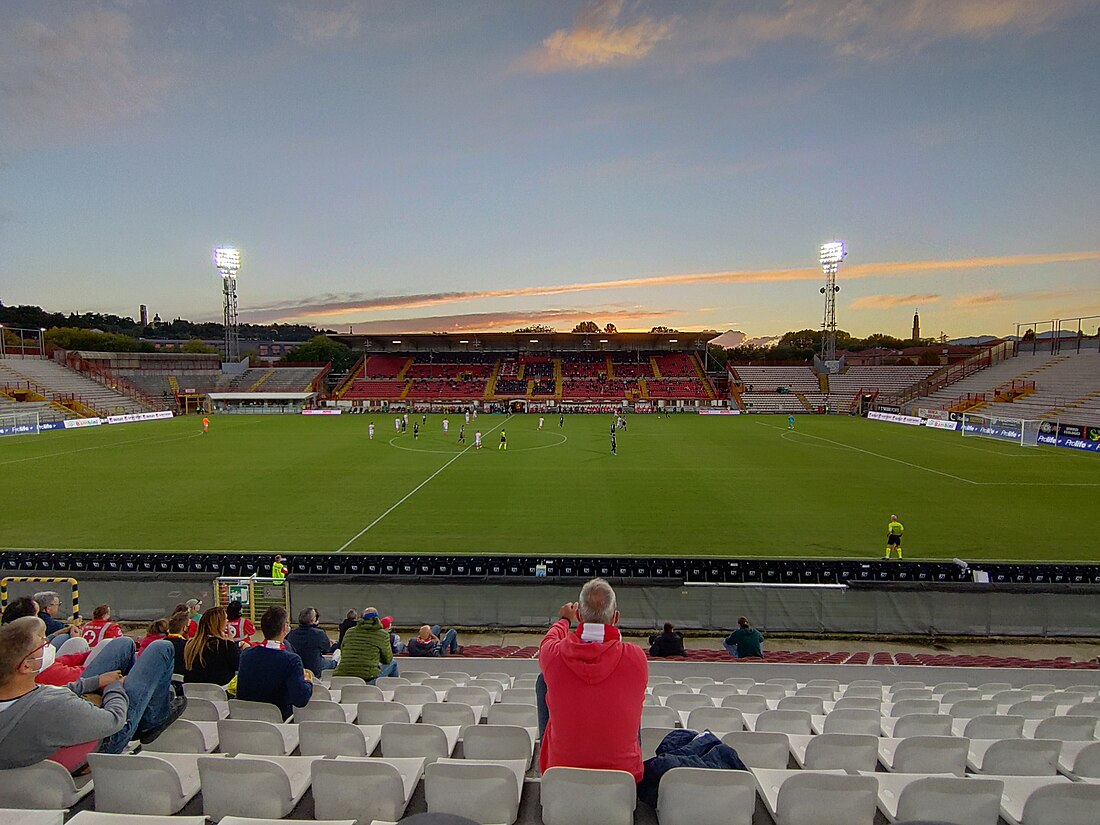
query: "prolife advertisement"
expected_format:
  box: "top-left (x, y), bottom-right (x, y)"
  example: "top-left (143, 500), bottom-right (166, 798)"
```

top-left (960, 418), bottom-right (1023, 441)
top-left (1052, 421), bottom-right (1100, 453)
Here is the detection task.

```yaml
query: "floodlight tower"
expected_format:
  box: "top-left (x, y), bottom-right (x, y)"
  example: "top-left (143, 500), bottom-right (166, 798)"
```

top-left (214, 246), bottom-right (242, 362)
top-left (818, 241), bottom-right (846, 363)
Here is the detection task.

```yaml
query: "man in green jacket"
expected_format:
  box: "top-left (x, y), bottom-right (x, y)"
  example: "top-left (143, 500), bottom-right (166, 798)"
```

top-left (333, 608), bottom-right (397, 683)
top-left (723, 616), bottom-right (764, 659)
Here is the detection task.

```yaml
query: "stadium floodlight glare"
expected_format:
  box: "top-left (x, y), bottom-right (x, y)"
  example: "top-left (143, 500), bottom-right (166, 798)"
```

top-left (392, 340), bottom-right (401, 344)
top-left (599, 338), bottom-right (608, 343)
top-left (669, 338), bottom-right (678, 343)
top-left (820, 241), bottom-right (846, 268)
top-left (214, 246), bottom-right (241, 277)
top-left (459, 339), bottom-right (469, 344)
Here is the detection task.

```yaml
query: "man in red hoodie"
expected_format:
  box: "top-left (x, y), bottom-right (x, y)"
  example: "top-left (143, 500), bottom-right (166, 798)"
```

top-left (538, 578), bottom-right (648, 782)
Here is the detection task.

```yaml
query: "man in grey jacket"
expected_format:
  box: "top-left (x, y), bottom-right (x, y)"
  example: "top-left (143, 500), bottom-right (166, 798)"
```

top-left (0, 617), bottom-right (182, 769)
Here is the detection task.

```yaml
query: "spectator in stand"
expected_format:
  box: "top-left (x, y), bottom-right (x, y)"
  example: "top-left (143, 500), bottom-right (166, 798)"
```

top-left (285, 607), bottom-right (338, 675)
top-left (649, 623), bottom-right (687, 658)
top-left (408, 625), bottom-right (463, 657)
top-left (537, 578), bottom-right (647, 782)
top-left (82, 604), bottom-right (123, 654)
top-left (723, 616), bottom-right (764, 659)
top-left (224, 600), bottom-right (255, 646)
top-left (334, 608), bottom-right (397, 682)
top-left (236, 606), bottom-right (312, 719)
top-left (1, 597), bottom-right (39, 626)
top-left (381, 616), bottom-right (406, 653)
top-left (0, 616), bottom-right (184, 769)
top-left (182, 606), bottom-right (239, 685)
top-left (34, 591), bottom-right (72, 645)
top-left (184, 599), bottom-right (203, 638)
top-left (137, 618), bottom-right (170, 657)
top-left (337, 609), bottom-right (358, 647)
top-left (166, 610), bottom-right (189, 674)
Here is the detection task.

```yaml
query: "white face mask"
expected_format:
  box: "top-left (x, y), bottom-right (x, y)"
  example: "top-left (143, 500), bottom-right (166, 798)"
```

top-left (33, 642), bottom-right (56, 673)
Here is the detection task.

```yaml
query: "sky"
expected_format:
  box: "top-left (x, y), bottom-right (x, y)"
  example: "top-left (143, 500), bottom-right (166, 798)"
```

top-left (0, 0), bottom-right (1098, 340)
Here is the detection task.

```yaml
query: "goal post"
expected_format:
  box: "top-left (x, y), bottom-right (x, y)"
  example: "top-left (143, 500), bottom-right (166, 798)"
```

top-left (0, 411), bottom-right (40, 438)
top-left (960, 413), bottom-right (1042, 447)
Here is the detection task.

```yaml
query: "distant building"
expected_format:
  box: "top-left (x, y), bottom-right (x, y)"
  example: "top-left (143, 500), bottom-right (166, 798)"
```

top-left (140, 304), bottom-right (148, 327)
top-left (912, 310), bottom-right (920, 341)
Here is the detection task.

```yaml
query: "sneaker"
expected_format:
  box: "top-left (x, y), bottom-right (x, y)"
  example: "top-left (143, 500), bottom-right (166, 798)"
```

top-left (138, 687), bottom-right (187, 745)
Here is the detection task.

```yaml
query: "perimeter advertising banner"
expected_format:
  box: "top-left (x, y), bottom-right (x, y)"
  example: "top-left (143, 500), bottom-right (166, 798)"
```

top-left (1055, 421), bottom-right (1100, 453)
top-left (960, 419), bottom-right (1023, 441)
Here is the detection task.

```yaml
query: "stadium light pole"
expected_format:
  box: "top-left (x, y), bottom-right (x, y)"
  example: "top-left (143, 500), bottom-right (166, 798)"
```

top-left (214, 246), bottom-right (242, 362)
top-left (819, 241), bottom-right (846, 364)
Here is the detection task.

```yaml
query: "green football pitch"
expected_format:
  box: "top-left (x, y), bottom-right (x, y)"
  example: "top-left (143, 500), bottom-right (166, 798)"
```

top-left (2, 413), bottom-right (1096, 561)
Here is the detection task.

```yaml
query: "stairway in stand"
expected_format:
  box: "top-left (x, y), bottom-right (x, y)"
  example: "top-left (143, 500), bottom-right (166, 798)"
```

top-left (247, 369), bottom-right (275, 391)
top-left (691, 354), bottom-right (716, 399)
top-left (553, 358), bottom-right (562, 399)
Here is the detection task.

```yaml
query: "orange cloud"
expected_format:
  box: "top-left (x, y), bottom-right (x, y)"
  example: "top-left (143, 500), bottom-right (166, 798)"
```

top-left (246, 250), bottom-right (1100, 323)
top-left (520, 0), bottom-right (674, 72)
top-left (850, 293), bottom-right (942, 310)
top-left (950, 288), bottom-right (1077, 308)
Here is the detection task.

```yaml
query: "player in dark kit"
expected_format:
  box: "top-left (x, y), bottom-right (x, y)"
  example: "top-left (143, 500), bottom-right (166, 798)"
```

top-left (610, 431), bottom-right (617, 455)
top-left (458, 424), bottom-right (465, 444)
top-left (413, 423), bottom-right (419, 440)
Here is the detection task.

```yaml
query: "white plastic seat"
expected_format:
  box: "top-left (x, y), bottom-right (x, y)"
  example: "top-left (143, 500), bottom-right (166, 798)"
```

top-left (308, 683), bottom-right (332, 701)
top-left (890, 699), bottom-right (941, 717)
top-left (293, 699), bottom-right (356, 723)
top-left (220, 819), bottom-right (354, 825)
top-left (956, 714), bottom-right (1025, 739)
top-left (380, 721), bottom-right (459, 764)
top-left (1065, 685), bottom-right (1100, 701)
top-left (724, 677), bottom-right (757, 691)
top-left (807, 678), bottom-right (841, 690)
top-left (0, 760), bottom-right (94, 809)
top-left (462, 724), bottom-right (535, 767)
top-left (487, 701), bottom-right (538, 729)
top-left (752, 684), bottom-right (788, 700)
top-left (840, 688), bottom-right (883, 701)
top-left (890, 688), bottom-right (934, 703)
top-left (642, 705), bottom-right (679, 728)
top-left (541, 767), bottom-right (636, 825)
top-left (1033, 716), bottom-right (1099, 741)
top-left (197, 755), bottom-right (321, 821)
top-left (795, 686), bottom-right (835, 701)
top-left (968, 738), bottom-right (1062, 775)
top-left (182, 683), bottom-right (227, 701)
top-left (298, 721), bottom-right (381, 757)
top-left (216, 719), bottom-right (299, 756)
top-left (421, 677), bottom-right (458, 691)
top-left (227, 698), bottom-right (285, 724)
top-left (948, 699), bottom-right (999, 720)
top-left (720, 731), bottom-right (791, 769)
top-left (329, 675), bottom-right (368, 689)
top-left (686, 706), bottom-right (745, 734)
top-left (792, 733), bottom-right (878, 772)
top-left (67, 815), bottom-right (204, 825)
top-left (421, 701), bottom-right (478, 733)
top-left (879, 735), bottom-right (969, 776)
top-left (357, 700), bottom-right (414, 725)
top-left (656, 766), bottom-right (757, 825)
top-left (641, 726), bottom-right (677, 759)
top-left (142, 719), bottom-right (219, 754)
top-left (87, 752), bottom-right (216, 815)
top-left (439, 671), bottom-right (470, 686)
top-left (773, 770), bottom-right (878, 825)
top-left (932, 682), bottom-right (970, 695)
top-left (1058, 740), bottom-right (1100, 777)
top-left (512, 674), bottom-right (538, 687)
top-left (666, 693), bottom-right (713, 712)
top-left (392, 684), bottom-right (437, 705)
top-left (941, 689), bottom-right (985, 706)
top-left (754, 709), bottom-right (812, 735)
top-left (766, 678), bottom-right (797, 692)
top-left (425, 759), bottom-right (525, 825)
top-left (1046, 690), bottom-right (1093, 708)
top-left (1008, 700), bottom-right (1061, 720)
top-left (1021, 683), bottom-right (1057, 698)
top-left (994, 775), bottom-right (1089, 825)
top-left (821, 709), bottom-right (881, 736)
top-left (311, 756), bottom-right (424, 824)
top-left (446, 685), bottom-right (494, 713)
top-left (778, 696), bottom-right (825, 715)
top-left (479, 672), bottom-right (514, 688)
top-left (1067, 701), bottom-right (1100, 719)
top-left (499, 686), bottom-right (537, 705)
top-left (180, 696), bottom-right (227, 721)
top-left (653, 682), bottom-right (694, 699)
top-left (339, 684), bottom-right (385, 704)
top-left (648, 675), bottom-right (675, 687)
top-left (873, 773), bottom-right (1004, 825)
top-left (990, 689), bottom-right (1032, 706)
top-left (467, 679), bottom-right (504, 702)
top-left (374, 676), bottom-right (410, 690)
top-left (682, 676), bottom-right (716, 689)
top-left (699, 683), bottom-right (743, 700)
top-left (881, 713), bottom-right (953, 738)
top-left (848, 680), bottom-right (883, 689)
top-left (722, 694), bottom-right (769, 714)
top-left (644, 693), bottom-right (663, 706)
top-left (887, 681), bottom-right (928, 694)
top-left (977, 682), bottom-right (1013, 696)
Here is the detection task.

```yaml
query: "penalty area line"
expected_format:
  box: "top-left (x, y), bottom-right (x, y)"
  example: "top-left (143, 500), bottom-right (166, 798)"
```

top-left (335, 415), bottom-right (511, 552)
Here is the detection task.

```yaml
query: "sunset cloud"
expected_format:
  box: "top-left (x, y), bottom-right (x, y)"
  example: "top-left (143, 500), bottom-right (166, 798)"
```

top-left (245, 250), bottom-right (1100, 323)
top-left (520, 0), bottom-right (674, 72)
top-left (950, 289), bottom-right (1074, 308)
top-left (851, 293), bottom-right (942, 310)
top-left (327, 306), bottom-right (674, 335)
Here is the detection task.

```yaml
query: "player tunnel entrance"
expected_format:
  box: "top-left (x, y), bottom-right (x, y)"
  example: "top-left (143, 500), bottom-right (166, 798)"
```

top-left (509, 399), bottom-right (528, 413)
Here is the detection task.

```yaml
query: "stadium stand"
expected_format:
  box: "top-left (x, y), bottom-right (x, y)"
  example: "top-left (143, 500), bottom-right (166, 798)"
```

top-left (0, 357), bottom-right (151, 416)
top-left (828, 365), bottom-right (940, 410)
top-left (733, 365), bottom-right (824, 413)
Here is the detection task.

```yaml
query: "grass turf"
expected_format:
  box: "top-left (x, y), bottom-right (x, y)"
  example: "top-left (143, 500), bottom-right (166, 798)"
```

top-left (2, 412), bottom-right (1096, 561)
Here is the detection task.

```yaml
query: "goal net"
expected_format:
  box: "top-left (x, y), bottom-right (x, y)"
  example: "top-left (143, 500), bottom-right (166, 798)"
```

top-left (0, 411), bottom-right (40, 438)
top-left (960, 413), bottom-right (1041, 447)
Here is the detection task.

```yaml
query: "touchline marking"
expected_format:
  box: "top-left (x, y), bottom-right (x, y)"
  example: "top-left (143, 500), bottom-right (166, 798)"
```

top-left (336, 415), bottom-right (512, 552)
top-left (759, 421), bottom-right (979, 485)
top-left (0, 431), bottom-right (202, 466)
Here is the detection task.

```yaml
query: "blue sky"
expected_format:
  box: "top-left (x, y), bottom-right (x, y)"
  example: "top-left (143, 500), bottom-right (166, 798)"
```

top-left (1, 0), bottom-right (1098, 339)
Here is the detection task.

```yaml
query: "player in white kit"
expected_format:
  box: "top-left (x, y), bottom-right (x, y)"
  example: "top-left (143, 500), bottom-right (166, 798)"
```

top-left (369, 422), bottom-right (375, 440)
top-left (538, 417), bottom-right (544, 430)
top-left (474, 431), bottom-right (482, 449)
top-left (395, 417), bottom-right (401, 432)
top-left (442, 418), bottom-right (449, 434)
top-left (465, 410), bottom-right (470, 424)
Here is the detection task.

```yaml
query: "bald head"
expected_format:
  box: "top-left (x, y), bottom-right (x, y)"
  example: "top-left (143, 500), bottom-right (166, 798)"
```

top-left (579, 578), bottom-right (617, 625)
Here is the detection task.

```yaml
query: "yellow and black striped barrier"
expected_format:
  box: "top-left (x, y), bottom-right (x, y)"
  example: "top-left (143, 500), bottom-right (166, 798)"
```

top-left (1, 576), bottom-right (80, 617)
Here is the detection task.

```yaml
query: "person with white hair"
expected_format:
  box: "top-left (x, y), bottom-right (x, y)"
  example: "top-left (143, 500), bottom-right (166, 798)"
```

top-left (536, 578), bottom-right (647, 782)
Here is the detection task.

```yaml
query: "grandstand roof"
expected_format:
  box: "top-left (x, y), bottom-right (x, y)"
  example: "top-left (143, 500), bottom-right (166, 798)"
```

top-left (328, 330), bottom-right (715, 353)
top-left (207, 392), bottom-right (316, 400)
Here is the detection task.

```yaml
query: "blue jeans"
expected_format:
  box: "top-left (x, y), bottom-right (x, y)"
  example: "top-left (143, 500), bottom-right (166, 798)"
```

top-left (431, 626), bottom-right (459, 655)
top-left (723, 641), bottom-right (739, 658)
top-left (368, 660), bottom-right (399, 683)
top-left (84, 639), bottom-right (174, 753)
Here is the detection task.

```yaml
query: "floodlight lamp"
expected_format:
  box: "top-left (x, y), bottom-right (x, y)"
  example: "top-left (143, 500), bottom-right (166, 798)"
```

top-left (459, 339), bottom-right (469, 344)
top-left (391, 340), bottom-right (401, 344)
top-left (820, 241), bottom-right (846, 267)
top-left (214, 246), bottom-right (241, 277)
top-left (669, 339), bottom-right (678, 343)
top-left (599, 339), bottom-right (608, 343)
top-left (530, 339), bottom-right (539, 343)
